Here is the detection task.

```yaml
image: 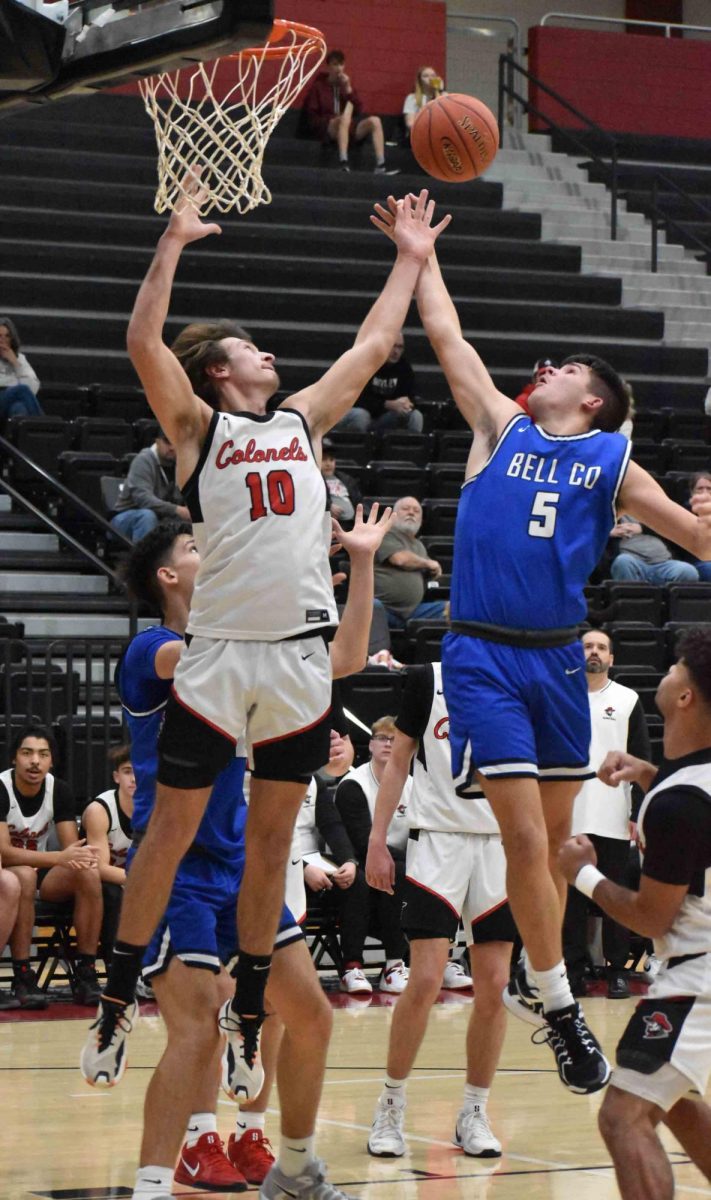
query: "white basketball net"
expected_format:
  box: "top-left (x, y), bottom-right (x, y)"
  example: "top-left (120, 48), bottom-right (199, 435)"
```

top-left (139, 20), bottom-right (326, 214)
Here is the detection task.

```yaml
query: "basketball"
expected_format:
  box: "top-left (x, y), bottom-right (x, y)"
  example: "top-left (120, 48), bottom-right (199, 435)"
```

top-left (410, 93), bottom-right (499, 183)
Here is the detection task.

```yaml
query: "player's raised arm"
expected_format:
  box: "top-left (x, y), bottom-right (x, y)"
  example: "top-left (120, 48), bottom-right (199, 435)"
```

top-left (618, 460), bottom-right (711, 562)
top-left (330, 503), bottom-right (394, 679)
top-left (126, 176), bottom-right (219, 452)
top-left (289, 190), bottom-right (450, 440)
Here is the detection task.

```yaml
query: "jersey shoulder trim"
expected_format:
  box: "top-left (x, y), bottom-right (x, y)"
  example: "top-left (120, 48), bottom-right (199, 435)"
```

top-left (182, 408), bottom-right (220, 519)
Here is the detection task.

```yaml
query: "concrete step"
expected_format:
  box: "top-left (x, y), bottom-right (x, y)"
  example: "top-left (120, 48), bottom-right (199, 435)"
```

top-left (664, 322), bottom-right (711, 343)
top-left (0, 572), bottom-right (108, 594)
top-left (541, 215), bottom-right (655, 240)
top-left (590, 255), bottom-right (707, 277)
top-left (495, 177), bottom-right (607, 202)
top-left (0, 531), bottom-right (59, 551)
top-left (0, 495), bottom-right (10, 513)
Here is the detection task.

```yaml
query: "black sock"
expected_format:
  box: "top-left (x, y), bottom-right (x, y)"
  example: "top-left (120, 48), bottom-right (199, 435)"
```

top-left (12, 958), bottom-right (31, 978)
top-left (231, 952), bottom-right (272, 1019)
top-left (76, 953), bottom-right (96, 971)
top-left (103, 940), bottom-right (146, 1005)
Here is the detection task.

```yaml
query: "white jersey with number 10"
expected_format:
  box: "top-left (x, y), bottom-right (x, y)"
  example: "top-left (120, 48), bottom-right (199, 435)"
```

top-left (184, 407), bottom-right (338, 641)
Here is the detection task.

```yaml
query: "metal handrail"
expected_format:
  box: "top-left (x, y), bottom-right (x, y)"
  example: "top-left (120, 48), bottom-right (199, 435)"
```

top-left (497, 52), bottom-right (711, 271)
top-left (541, 13), bottom-right (711, 38)
top-left (497, 53), bottom-right (619, 240)
top-left (0, 433), bottom-right (138, 636)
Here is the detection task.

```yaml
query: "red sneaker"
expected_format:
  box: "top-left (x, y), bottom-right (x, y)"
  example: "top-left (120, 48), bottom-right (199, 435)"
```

top-left (227, 1128), bottom-right (276, 1184)
top-left (174, 1131), bottom-right (248, 1192)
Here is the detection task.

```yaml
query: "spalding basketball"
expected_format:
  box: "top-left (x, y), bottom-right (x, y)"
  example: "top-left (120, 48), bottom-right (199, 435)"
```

top-left (411, 93), bottom-right (499, 183)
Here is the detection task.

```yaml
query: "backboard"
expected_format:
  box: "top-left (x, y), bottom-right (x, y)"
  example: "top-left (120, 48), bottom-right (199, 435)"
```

top-left (0, 0), bottom-right (274, 112)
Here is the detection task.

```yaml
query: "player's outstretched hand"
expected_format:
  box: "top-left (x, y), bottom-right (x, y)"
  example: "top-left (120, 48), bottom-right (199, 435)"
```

top-left (166, 167), bottom-right (222, 245)
top-left (691, 490), bottom-right (711, 562)
top-left (371, 189), bottom-right (451, 261)
top-left (558, 834), bottom-right (597, 885)
top-left (598, 749), bottom-right (656, 790)
top-left (332, 502), bottom-right (394, 560)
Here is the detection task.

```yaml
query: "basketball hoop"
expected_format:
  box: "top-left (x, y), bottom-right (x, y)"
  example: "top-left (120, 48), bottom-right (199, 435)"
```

top-left (139, 19), bottom-right (326, 214)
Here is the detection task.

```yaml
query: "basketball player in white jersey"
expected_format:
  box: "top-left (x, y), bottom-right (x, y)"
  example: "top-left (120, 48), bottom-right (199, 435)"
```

top-left (82, 179), bottom-right (449, 1115)
top-left (365, 661), bottom-right (514, 1159)
top-left (560, 627), bottom-right (711, 1200)
top-left (82, 744), bottom-right (135, 964)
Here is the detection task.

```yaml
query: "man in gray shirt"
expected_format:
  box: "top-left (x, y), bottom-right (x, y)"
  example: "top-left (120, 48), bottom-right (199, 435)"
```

top-left (610, 514), bottom-right (699, 583)
top-left (374, 495), bottom-right (445, 627)
top-left (111, 431), bottom-right (190, 542)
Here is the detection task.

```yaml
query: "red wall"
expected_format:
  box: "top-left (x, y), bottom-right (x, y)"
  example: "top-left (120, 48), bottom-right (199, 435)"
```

top-left (528, 25), bottom-right (711, 138)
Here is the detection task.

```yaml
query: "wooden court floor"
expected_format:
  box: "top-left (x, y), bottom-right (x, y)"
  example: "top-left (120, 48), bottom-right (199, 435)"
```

top-left (1, 991), bottom-right (709, 1200)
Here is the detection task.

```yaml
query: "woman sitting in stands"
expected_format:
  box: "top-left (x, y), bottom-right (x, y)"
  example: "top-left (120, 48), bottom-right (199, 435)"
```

top-left (402, 66), bottom-right (446, 137)
top-left (0, 317), bottom-right (43, 428)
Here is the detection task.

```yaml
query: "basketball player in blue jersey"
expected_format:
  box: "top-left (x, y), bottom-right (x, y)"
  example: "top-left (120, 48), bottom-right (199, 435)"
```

top-left (82, 178), bottom-right (451, 1096)
top-left (84, 506), bottom-right (393, 1200)
top-left (371, 196), bottom-right (711, 1096)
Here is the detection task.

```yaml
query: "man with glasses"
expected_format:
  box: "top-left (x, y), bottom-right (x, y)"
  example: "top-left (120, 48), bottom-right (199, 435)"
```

top-left (335, 717), bottom-right (411, 993)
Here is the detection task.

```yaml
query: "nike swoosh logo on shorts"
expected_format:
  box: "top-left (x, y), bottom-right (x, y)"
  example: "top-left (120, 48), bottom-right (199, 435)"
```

top-left (301, 651), bottom-right (315, 660)
top-left (180, 1160), bottom-right (200, 1178)
top-left (565, 667), bottom-right (582, 675)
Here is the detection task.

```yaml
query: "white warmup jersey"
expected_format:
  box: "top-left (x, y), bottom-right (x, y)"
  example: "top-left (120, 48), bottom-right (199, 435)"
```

top-left (183, 408), bottom-right (338, 641)
top-left (639, 759), bottom-right (711, 964)
top-left (572, 679), bottom-right (640, 839)
top-left (93, 788), bottom-right (133, 868)
top-left (0, 767), bottom-right (56, 852)
top-left (408, 663), bottom-right (499, 836)
top-left (341, 760), bottom-right (413, 852)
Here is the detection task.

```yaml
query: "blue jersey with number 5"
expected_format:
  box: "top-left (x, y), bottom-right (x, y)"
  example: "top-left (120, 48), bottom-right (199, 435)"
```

top-left (451, 415), bottom-right (631, 629)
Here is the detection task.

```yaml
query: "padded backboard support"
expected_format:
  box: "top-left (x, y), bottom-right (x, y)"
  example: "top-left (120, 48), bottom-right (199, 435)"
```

top-left (0, 0), bottom-right (274, 112)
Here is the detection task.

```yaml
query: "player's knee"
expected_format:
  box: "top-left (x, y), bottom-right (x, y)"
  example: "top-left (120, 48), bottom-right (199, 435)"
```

top-left (472, 965), bottom-right (508, 1014)
top-left (14, 866), bottom-right (38, 898)
top-left (502, 822), bottom-right (547, 870)
top-left (407, 961), bottom-right (444, 1002)
top-left (1, 870), bottom-right (21, 904)
top-left (598, 1088), bottom-right (629, 1148)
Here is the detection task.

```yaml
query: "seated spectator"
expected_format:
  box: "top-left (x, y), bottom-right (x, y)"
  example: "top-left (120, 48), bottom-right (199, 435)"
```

top-left (302, 48), bottom-right (398, 175)
top-left (609, 513), bottom-right (699, 583)
top-left (333, 333), bottom-right (422, 434)
top-left (403, 65), bottom-right (446, 137)
top-left (513, 357), bottom-right (557, 415)
top-left (82, 744), bottom-right (135, 966)
top-left (110, 429), bottom-right (190, 543)
top-left (335, 717), bottom-right (412, 993)
top-left (0, 848), bottom-right (21, 1009)
top-left (0, 316), bottom-right (43, 427)
top-left (321, 437), bottom-right (362, 526)
top-left (0, 724), bottom-right (102, 1007)
top-left (374, 496), bottom-right (445, 628)
top-left (689, 473), bottom-right (711, 581)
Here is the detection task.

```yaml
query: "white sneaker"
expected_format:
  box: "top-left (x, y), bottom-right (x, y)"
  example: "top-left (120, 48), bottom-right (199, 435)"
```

top-left (378, 962), bottom-right (409, 994)
top-left (80, 999), bottom-right (138, 1087)
top-left (218, 1000), bottom-right (265, 1101)
top-left (368, 1094), bottom-right (406, 1157)
top-left (340, 967), bottom-right (373, 995)
top-left (442, 960), bottom-right (473, 990)
top-left (643, 953), bottom-right (662, 980)
top-left (260, 1158), bottom-right (357, 1199)
top-left (454, 1107), bottom-right (502, 1158)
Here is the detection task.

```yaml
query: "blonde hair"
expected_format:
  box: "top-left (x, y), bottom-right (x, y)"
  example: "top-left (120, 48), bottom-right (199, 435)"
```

top-left (372, 715), bottom-right (397, 738)
top-left (414, 66), bottom-right (441, 108)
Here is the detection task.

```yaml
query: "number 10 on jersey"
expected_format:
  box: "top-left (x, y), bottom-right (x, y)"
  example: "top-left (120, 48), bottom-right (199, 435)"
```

top-left (245, 470), bottom-right (296, 520)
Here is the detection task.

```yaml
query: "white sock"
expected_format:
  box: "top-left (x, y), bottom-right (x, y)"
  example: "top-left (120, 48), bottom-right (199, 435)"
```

top-left (463, 1083), bottom-right (489, 1113)
top-left (279, 1135), bottom-right (316, 1176)
top-left (529, 961), bottom-right (574, 1014)
top-left (184, 1111), bottom-right (218, 1148)
top-left (133, 1165), bottom-right (174, 1198)
top-left (236, 1109), bottom-right (266, 1134)
top-left (382, 1074), bottom-right (407, 1105)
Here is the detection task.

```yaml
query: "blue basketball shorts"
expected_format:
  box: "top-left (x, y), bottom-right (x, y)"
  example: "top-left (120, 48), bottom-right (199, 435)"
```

top-left (143, 850), bottom-right (302, 978)
top-left (442, 631), bottom-right (594, 782)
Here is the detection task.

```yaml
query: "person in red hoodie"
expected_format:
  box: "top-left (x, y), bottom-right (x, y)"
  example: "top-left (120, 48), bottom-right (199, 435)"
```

top-left (303, 48), bottom-right (398, 175)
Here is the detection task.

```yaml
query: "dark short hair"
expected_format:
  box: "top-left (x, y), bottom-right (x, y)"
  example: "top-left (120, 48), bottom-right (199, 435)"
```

top-left (121, 520), bottom-right (193, 612)
top-left (326, 49), bottom-right (345, 65)
top-left (11, 723), bottom-right (57, 762)
top-left (108, 743), bottom-right (132, 770)
top-left (0, 316), bottom-right (20, 353)
top-left (581, 627), bottom-right (612, 651)
top-left (677, 627), bottom-right (711, 707)
top-left (171, 320), bottom-right (252, 409)
top-left (561, 354), bottom-right (629, 433)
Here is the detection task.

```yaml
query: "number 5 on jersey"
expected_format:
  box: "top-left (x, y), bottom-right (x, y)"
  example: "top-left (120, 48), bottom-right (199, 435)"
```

top-left (246, 470), bottom-right (296, 520)
top-left (528, 491), bottom-right (560, 538)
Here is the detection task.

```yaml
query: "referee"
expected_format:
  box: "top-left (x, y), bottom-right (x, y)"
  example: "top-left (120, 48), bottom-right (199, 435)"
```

top-left (559, 626), bottom-right (711, 1200)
